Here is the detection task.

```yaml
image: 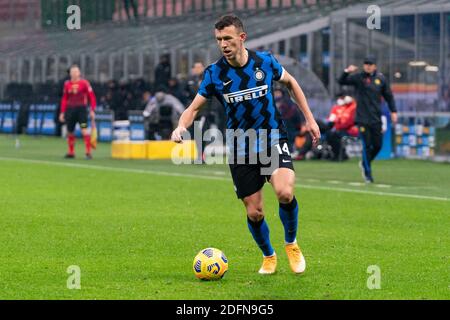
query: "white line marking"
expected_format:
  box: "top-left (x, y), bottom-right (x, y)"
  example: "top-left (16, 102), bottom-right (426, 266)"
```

top-left (348, 182), bottom-right (364, 186)
top-left (0, 157), bottom-right (449, 202)
top-left (375, 184), bottom-right (392, 188)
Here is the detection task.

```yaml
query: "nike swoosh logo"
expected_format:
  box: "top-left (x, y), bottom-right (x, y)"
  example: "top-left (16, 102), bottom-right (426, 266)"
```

top-left (223, 80), bottom-right (232, 86)
top-left (282, 159), bottom-right (291, 163)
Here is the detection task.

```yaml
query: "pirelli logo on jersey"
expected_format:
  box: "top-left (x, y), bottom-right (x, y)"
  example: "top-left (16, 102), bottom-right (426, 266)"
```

top-left (223, 85), bottom-right (268, 104)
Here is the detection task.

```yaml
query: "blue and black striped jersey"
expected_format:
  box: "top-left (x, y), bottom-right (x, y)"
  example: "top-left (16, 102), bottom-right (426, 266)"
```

top-left (198, 49), bottom-right (288, 158)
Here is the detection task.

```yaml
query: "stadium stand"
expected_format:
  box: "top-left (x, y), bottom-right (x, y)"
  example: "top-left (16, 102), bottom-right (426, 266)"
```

top-left (0, 1), bottom-right (366, 58)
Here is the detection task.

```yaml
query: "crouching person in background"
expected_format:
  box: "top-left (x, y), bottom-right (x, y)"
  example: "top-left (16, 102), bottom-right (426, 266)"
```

top-left (326, 94), bottom-right (358, 161)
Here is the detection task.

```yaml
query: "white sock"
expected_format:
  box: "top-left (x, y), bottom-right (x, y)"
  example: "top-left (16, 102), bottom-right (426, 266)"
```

top-left (285, 239), bottom-right (297, 245)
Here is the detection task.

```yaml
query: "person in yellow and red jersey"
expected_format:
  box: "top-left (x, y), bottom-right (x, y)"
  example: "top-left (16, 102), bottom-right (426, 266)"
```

top-left (59, 64), bottom-right (96, 159)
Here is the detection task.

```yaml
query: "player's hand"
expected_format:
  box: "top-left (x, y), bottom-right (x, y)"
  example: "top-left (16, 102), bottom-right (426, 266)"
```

top-left (59, 113), bottom-right (65, 123)
top-left (171, 126), bottom-right (186, 143)
top-left (345, 65), bottom-right (358, 73)
top-left (391, 112), bottom-right (398, 124)
top-left (308, 120), bottom-right (321, 146)
top-left (90, 110), bottom-right (95, 121)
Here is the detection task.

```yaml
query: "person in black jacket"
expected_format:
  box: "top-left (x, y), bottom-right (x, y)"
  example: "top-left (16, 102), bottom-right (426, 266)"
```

top-left (338, 55), bottom-right (397, 183)
top-left (154, 55), bottom-right (171, 89)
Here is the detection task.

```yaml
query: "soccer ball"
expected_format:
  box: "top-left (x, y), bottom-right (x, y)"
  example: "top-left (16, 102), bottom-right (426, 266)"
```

top-left (193, 248), bottom-right (228, 280)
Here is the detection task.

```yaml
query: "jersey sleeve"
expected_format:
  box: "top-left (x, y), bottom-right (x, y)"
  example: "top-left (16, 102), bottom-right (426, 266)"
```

top-left (197, 67), bottom-right (215, 99)
top-left (380, 76), bottom-right (397, 113)
top-left (269, 54), bottom-right (284, 81)
top-left (328, 106), bottom-right (339, 123)
top-left (338, 71), bottom-right (359, 86)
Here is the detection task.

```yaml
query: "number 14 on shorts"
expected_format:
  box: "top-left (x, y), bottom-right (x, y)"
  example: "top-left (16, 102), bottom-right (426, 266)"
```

top-left (275, 142), bottom-right (290, 155)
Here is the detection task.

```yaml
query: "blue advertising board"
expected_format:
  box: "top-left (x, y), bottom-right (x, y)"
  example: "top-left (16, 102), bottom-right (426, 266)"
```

top-left (128, 111), bottom-right (145, 141)
top-left (0, 102), bottom-right (20, 133)
top-left (27, 104), bottom-right (57, 135)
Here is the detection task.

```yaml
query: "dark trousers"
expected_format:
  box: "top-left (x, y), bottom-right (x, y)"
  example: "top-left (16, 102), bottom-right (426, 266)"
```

top-left (327, 130), bottom-right (348, 161)
top-left (359, 123), bottom-right (383, 175)
top-left (123, 0), bottom-right (138, 19)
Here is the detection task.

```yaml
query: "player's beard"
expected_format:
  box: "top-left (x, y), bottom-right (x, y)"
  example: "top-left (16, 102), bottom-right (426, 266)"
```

top-left (224, 46), bottom-right (245, 65)
top-left (223, 49), bottom-right (234, 60)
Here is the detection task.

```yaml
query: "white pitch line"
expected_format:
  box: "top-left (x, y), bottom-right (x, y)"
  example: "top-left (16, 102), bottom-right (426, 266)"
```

top-left (375, 184), bottom-right (392, 188)
top-left (0, 156), bottom-right (449, 202)
top-left (297, 184), bottom-right (449, 202)
top-left (348, 182), bottom-right (364, 187)
top-left (0, 157), bottom-right (228, 182)
top-left (327, 180), bottom-right (342, 184)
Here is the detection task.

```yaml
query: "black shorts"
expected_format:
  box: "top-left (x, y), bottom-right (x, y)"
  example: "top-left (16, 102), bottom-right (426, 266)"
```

top-left (65, 107), bottom-right (88, 133)
top-left (229, 140), bottom-right (295, 199)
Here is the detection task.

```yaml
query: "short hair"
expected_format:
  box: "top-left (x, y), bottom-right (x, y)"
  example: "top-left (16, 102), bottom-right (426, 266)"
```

top-left (215, 15), bottom-right (244, 32)
top-left (69, 64), bottom-right (80, 70)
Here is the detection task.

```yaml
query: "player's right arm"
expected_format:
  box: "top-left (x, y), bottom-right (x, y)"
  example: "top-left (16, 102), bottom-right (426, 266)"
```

top-left (59, 82), bottom-right (69, 123)
top-left (171, 94), bottom-right (208, 143)
top-left (338, 65), bottom-right (359, 86)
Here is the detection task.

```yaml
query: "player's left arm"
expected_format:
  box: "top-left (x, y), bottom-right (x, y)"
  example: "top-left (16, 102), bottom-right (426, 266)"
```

top-left (381, 77), bottom-right (398, 123)
top-left (85, 80), bottom-right (97, 121)
top-left (278, 70), bottom-right (321, 145)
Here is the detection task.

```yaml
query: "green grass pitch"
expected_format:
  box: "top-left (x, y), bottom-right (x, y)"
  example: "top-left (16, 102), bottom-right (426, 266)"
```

top-left (0, 135), bottom-right (449, 299)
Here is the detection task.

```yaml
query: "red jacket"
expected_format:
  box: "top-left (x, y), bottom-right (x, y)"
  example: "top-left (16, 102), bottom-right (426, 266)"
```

top-left (328, 101), bottom-right (358, 137)
top-left (61, 79), bottom-right (96, 113)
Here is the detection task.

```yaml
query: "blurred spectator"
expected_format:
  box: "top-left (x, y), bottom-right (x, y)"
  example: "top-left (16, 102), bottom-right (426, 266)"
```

top-left (123, 0), bottom-right (139, 21)
top-left (140, 91), bottom-right (153, 110)
top-left (185, 62), bottom-right (205, 103)
top-left (55, 68), bottom-right (71, 135)
top-left (293, 121), bottom-right (313, 160)
top-left (143, 91), bottom-right (184, 139)
top-left (122, 91), bottom-right (135, 116)
top-left (110, 80), bottom-right (129, 120)
top-left (292, 119), bottom-right (332, 160)
top-left (325, 94), bottom-right (358, 160)
top-left (58, 68), bottom-right (71, 98)
top-left (292, 94), bottom-right (358, 161)
top-left (154, 55), bottom-right (171, 89)
top-left (98, 95), bottom-right (110, 110)
top-left (274, 87), bottom-right (303, 151)
top-left (167, 77), bottom-right (187, 105)
top-left (105, 80), bottom-right (120, 116)
top-left (5, 82), bottom-right (34, 102)
top-left (440, 78), bottom-right (450, 111)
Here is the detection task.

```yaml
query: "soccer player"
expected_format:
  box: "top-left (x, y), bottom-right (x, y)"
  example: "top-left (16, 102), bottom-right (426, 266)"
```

top-left (338, 56), bottom-right (397, 183)
top-left (59, 64), bottom-right (97, 159)
top-left (171, 15), bottom-right (320, 274)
